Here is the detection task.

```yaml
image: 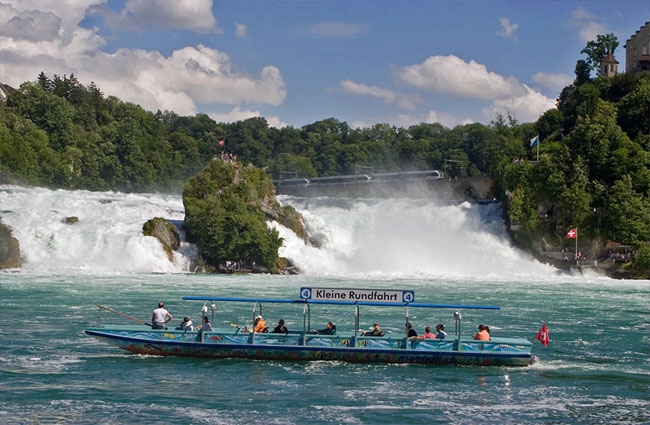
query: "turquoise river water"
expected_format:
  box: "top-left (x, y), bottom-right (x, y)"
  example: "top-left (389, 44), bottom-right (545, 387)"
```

top-left (1, 273), bottom-right (648, 424)
top-left (0, 186), bottom-right (648, 424)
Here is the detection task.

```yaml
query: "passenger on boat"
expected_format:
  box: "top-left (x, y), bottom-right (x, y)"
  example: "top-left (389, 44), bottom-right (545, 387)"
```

top-left (151, 302), bottom-right (172, 330)
top-left (418, 326), bottom-right (435, 339)
top-left (473, 324), bottom-right (490, 341)
top-left (253, 315), bottom-right (268, 333)
top-left (406, 322), bottom-right (418, 338)
top-left (312, 322), bottom-right (337, 335)
top-left (435, 324), bottom-right (447, 339)
top-left (201, 316), bottom-right (213, 331)
top-left (362, 322), bottom-right (384, 336)
top-left (272, 319), bottom-right (288, 334)
top-left (176, 317), bottom-right (194, 331)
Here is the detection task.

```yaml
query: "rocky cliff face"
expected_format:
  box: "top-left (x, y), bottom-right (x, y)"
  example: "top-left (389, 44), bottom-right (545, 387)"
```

top-left (142, 217), bottom-right (181, 262)
top-left (0, 218), bottom-right (21, 269)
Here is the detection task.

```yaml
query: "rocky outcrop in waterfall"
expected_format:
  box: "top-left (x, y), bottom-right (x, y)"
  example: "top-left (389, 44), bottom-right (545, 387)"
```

top-left (143, 217), bottom-right (181, 262)
top-left (0, 218), bottom-right (21, 269)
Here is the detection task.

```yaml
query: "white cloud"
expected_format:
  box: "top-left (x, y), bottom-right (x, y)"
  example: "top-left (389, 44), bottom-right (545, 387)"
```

top-left (425, 110), bottom-right (473, 128)
top-left (341, 80), bottom-right (396, 103)
top-left (208, 107), bottom-right (289, 129)
top-left (396, 55), bottom-right (527, 100)
top-left (497, 17), bottom-right (518, 39)
top-left (339, 80), bottom-right (421, 111)
top-left (92, 0), bottom-right (220, 33)
top-left (531, 72), bottom-right (573, 92)
top-left (0, 3), bottom-right (285, 117)
top-left (235, 23), bottom-right (247, 38)
top-left (305, 21), bottom-right (366, 37)
top-left (394, 55), bottom-right (554, 125)
top-left (0, 3), bottom-right (62, 42)
top-left (0, 0), bottom-right (102, 45)
top-left (577, 21), bottom-right (606, 44)
top-left (570, 5), bottom-right (597, 22)
top-left (482, 85), bottom-right (556, 124)
top-left (569, 6), bottom-right (605, 43)
top-left (352, 110), bottom-right (473, 130)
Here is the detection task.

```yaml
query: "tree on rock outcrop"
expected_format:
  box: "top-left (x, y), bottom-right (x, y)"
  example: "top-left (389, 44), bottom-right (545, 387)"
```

top-left (183, 159), bottom-right (284, 273)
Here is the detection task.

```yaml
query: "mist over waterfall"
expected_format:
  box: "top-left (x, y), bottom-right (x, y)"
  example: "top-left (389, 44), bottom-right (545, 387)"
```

top-left (0, 186), bottom-right (556, 277)
top-left (275, 196), bottom-right (556, 279)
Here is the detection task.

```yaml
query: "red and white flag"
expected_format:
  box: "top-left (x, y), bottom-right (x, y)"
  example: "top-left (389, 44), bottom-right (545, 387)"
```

top-left (566, 228), bottom-right (577, 239)
top-left (218, 138), bottom-right (225, 147)
top-left (536, 324), bottom-right (550, 347)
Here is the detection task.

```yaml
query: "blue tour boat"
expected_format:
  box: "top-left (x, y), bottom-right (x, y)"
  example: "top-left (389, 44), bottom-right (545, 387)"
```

top-left (85, 287), bottom-right (534, 367)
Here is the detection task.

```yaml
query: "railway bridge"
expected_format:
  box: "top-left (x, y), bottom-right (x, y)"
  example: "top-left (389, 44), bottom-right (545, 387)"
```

top-left (274, 171), bottom-right (493, 201)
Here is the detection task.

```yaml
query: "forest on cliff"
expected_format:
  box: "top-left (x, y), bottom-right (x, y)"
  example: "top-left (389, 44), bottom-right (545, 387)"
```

top-left (3, 51), bottom-right (650, 274)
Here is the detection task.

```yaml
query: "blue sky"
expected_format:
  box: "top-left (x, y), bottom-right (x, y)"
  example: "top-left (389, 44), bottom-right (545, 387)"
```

top-left (0, 1), bottom-right (648, 129)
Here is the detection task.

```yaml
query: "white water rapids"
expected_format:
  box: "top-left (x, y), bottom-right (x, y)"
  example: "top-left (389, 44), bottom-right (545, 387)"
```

top-left (0, 185), bottom-right (563, 279)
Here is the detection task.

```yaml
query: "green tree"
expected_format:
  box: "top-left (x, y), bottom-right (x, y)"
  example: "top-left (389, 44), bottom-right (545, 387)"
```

top-left (604, 175), bottom-right (650, 244)
top-left (183, 160), bottom-right (283, 272)
top-left (581, 33), bottom-right (619, 75)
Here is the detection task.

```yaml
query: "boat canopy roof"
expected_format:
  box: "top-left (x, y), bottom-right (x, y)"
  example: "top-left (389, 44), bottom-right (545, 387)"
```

top-left (181, 296), bottom-right (500, 310)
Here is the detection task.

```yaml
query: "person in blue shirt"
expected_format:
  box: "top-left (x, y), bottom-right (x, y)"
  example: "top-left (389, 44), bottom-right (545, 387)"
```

top-left (435, 324), bottom-right (448, 339)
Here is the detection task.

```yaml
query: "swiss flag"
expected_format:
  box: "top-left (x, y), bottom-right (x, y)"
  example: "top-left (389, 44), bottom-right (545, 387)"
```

top-left (218, 138), bottom-right (225, 147)
top-left (536, 324), bottom-right (550, 347)
top-left (566, 228), bottom-right (577, 239)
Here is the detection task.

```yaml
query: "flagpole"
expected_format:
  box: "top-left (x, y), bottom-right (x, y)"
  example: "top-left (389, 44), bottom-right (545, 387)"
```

top-left (536, 138), bottom-right (539, 161)
top-left (575, 227), bottom-right (578, 266)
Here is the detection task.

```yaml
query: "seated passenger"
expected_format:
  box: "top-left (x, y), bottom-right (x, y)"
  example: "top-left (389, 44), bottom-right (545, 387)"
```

top-left (176, 316), bottom-right (194, 331)
top-left (362, 322), bottom-right (384, 336)
top-left (435, 324), bottom-right (447, 339)
top-left (311, 321), bottom-right (337, 335)
top-left (406, 322), bottom-right (418, 338)
top-left (272, 319), bottom-right (288, 334)
top-left (201, 316), bottom-right (213, 332)
top-left (473, 324), bottom-right (490, 340)
top-left (253, 315), bottom-right (268, 333)
top-left (418, 326), bottom-right (435, 340)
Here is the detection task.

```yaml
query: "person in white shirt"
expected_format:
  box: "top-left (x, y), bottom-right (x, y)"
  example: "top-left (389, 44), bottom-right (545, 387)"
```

top-left (151, 302), bottom-right (172, 329)
top-left (201, 316), bottom-right (213, 331)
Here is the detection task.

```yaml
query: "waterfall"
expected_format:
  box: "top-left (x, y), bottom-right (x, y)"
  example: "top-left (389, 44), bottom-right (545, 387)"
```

top-left (0, 186), bottom-right (555, 277)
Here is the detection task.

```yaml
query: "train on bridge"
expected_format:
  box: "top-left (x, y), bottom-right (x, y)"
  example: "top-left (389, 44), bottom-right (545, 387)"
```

top-left (273, 170), bottom-right (444, 188)
top-left (272, 170), bottom-right (492, 201)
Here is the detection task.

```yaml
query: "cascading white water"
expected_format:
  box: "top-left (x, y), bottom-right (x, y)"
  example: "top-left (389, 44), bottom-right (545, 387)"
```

top-left (275, 196), bottom-right (557, 278)
top-left (0, 186), bottom-right (194, 273)
top-left (0, 186), bottom-right (557, 277)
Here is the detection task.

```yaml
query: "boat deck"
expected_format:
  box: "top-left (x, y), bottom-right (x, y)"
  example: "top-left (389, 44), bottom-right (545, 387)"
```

top-left (87, 324), bottom-right (532, 356)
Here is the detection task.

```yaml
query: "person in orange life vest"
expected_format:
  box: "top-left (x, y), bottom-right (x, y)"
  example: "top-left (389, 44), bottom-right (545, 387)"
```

top-left (473, 324), bottom-right (490, 340)
top-left (253, 315), bottom-right (268, 333)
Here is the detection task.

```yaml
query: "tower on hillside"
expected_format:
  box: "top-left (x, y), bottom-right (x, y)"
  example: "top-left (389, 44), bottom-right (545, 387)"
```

top-left (624, 21), bottom-right (650, 74)
top-left (600, 53), bottom-right (619, 77)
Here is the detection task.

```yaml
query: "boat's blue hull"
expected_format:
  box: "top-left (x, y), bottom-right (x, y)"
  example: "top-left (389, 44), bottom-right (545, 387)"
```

top-left (85, 325), bottom-right (533, 367)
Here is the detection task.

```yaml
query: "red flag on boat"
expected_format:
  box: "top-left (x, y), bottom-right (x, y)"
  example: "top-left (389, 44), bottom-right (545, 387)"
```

top-left (566, 228), bottom-right (577, 239)
top-left (536, 324), bottom-right (550, 347)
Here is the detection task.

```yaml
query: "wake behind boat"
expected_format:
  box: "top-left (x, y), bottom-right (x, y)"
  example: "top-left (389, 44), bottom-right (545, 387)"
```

top-left (85, 288), bottom-right (534, 367)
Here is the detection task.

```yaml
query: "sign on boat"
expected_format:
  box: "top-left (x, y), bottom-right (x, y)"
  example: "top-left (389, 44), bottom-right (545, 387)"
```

top-left (85, 288), bottom-right (534, 366)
